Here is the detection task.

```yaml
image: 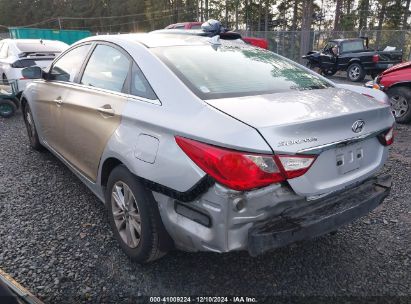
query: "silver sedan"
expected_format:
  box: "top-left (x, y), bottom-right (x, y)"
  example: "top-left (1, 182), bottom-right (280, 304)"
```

top-left (21, 33), bottom-right (394, 263)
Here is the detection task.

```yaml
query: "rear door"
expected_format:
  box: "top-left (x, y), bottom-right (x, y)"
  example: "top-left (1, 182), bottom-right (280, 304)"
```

top-left (59, 43), bottom-right (131, 181)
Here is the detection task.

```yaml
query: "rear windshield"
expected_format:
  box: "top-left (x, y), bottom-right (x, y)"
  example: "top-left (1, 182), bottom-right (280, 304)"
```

top-left (16, 41), bottom-right (66, 53)
top-left (153, 45), bottom-right (332, 99)
top-left (341, 40), bottom-right (365, 52)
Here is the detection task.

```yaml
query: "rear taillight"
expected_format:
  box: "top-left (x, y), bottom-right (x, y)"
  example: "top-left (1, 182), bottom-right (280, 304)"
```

top-left (175, 136), bottom-right (316, 191)
top-left (372, 54), bottom-right (380, 63)
top-left (378, 126), bottom-right (394, 146)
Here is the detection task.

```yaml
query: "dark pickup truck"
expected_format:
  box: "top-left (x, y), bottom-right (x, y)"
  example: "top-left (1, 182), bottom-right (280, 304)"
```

top-left (303, 38), bottom-right (403, 82)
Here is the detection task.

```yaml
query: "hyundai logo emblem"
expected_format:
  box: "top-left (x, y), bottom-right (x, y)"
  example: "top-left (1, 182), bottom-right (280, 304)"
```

top-left (352, 120), bottom-right (365, 133)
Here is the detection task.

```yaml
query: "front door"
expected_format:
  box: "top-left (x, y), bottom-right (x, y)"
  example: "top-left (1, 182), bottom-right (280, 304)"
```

top-left (32, 44), bottom-right (92, 153)
top-left (319, 42), bottom-right (338, 72)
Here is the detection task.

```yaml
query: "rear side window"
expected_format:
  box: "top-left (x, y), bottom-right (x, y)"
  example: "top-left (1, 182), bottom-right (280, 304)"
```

top-left (131, 63), bottom-right (157, 100)
top-left (190, 24), bottom-right (202, 29)
top-left (50, 44), bottom-right (91, 82)
top-left (341, 40), bottom-right (365, 52)
top-left (81, 44), bottom-right (130, 93)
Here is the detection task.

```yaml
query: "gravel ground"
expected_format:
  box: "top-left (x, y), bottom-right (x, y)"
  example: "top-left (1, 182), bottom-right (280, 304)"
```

top-left (0, 113), bottom-right (410, 303)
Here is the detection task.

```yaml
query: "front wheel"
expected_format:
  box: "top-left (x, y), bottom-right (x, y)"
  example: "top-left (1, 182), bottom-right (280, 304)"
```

top-left (0, 99), bottom-right (17, 118)
top-left (347, 63), bottom-right (365, 82)
top-left (321, 68), bottom-right (337, 77)
top-left (387, 86), bottom-right (411, 124)
top-left (22, 103), bottom-right (43, 150)
top-left (106, 165), bottom-right (173, 263)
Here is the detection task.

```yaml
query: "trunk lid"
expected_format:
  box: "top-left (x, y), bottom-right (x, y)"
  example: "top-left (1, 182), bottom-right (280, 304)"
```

top-left (206, 87), bottom-right (394, 196)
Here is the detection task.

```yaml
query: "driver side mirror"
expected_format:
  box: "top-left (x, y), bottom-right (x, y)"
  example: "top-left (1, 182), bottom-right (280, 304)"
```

top-left (22, 66), bottom-right (43, 79)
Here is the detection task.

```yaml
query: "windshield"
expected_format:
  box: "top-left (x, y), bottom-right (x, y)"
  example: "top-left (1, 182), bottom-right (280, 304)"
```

top-left (154, 45), bottom-right (332, 99)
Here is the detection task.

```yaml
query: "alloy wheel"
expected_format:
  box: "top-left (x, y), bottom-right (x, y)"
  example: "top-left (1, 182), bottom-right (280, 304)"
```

top-left (111, 181), bottom-right (142, 248)
top-left (26, 109), bottom-right (36, 138)
top-left (390, 95), bottom-right (409, 118)
top-left (349, 66), bottom-right (360, 80)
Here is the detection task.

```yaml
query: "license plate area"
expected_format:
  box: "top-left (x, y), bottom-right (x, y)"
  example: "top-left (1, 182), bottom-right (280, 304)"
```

top-left (335, 143), bottom-right (363, 174)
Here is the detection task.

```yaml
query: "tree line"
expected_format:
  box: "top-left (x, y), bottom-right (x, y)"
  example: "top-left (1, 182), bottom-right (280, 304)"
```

top-left (0, 0), bottom-right (409, 33)
top-left (0, 0), bottom-right (410, 58)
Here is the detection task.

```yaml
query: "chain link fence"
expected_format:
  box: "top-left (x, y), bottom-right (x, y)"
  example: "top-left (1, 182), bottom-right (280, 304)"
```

top-left (244, 30), bottom-right (411, 63)
top-left (0, 32), bottom-right (10, 39)
top-left (2, 29), bottom-right (411, 63)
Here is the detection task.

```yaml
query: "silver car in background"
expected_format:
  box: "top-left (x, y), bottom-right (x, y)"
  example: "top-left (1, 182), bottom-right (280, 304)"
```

top-left (21, 33), bottom-right (394, 263)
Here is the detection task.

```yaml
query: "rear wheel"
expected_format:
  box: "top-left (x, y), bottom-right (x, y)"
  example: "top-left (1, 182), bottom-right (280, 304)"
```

top-left (0, 99), bottom-right (17, 118)
top-left (387, 86), bottom-right (411, 124)
top-left (106, 165), bottom-right (173, 263)
top-left (22, 103), bottom-right (43, 150)
top-left (347, 63), bottom-right (365, 82)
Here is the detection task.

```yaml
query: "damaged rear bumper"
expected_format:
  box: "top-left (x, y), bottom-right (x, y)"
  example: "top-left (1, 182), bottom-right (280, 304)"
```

top-left (248, 175), bottom-right (392, 256)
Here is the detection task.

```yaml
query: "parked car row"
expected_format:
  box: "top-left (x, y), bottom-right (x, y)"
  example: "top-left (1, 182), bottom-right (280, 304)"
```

top-left (15, 25), bottom-right (395, 263)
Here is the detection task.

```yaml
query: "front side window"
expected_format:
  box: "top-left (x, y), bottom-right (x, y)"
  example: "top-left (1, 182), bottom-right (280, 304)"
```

top-left (154, 44), bottom-right (332, 99)
top-left (81, 44), bottom-right (130, 93)
top-left (50, 44), bottom-right (91, 82)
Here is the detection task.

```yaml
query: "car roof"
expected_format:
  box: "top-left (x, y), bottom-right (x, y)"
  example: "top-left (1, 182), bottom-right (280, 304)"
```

top-left (79, 31), bottom-right (245, 49)
top-left (2, 38), bottom-right (67, 45)
top-left (80, 33), bottom-right (220, 48)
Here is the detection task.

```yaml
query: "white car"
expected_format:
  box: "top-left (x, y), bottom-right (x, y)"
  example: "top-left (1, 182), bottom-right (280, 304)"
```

top-left (0, 39), bottom-right (68, 94)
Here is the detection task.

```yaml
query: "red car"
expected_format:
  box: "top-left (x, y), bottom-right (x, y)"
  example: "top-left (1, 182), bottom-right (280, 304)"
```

top-left (368, 61), bottom-right (411, 123)
top-left (165, 22), bottom-right (269, 50)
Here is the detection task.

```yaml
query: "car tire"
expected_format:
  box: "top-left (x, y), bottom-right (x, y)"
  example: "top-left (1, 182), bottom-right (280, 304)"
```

top-left (387, 86), bottom-right (411, 124)
top-left (370, 71), bottom-right (379, 79)
top-left (106, 165), bottom-right (173, 263)
top-left (22, 103), bottom-right (43, 150)
top-left (321, 68), bottom-right (337, 77)
top-left (347, 63), bottom-right (365, 82)
top-left (2, 73), bottom-right (8, 84)
top-left (0, 99), bottom-right (17, 118)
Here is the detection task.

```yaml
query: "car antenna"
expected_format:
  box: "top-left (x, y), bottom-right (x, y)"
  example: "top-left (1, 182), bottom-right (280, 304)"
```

top-left (208, 35), bottom-right (221, 46)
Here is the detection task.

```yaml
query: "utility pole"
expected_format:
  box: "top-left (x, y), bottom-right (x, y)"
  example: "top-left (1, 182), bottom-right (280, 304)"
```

top-left (57, 17), bottom-right (62, 30)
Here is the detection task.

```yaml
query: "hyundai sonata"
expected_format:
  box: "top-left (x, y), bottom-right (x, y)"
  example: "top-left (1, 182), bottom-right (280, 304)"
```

top-left (21, 33), bottom-right (394, 263)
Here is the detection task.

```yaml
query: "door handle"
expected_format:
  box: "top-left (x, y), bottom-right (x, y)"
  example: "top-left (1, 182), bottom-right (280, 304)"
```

top-left (53, 97), bottom-right (63, 105)
top-left (97, 105), bottom-right (115, 116)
